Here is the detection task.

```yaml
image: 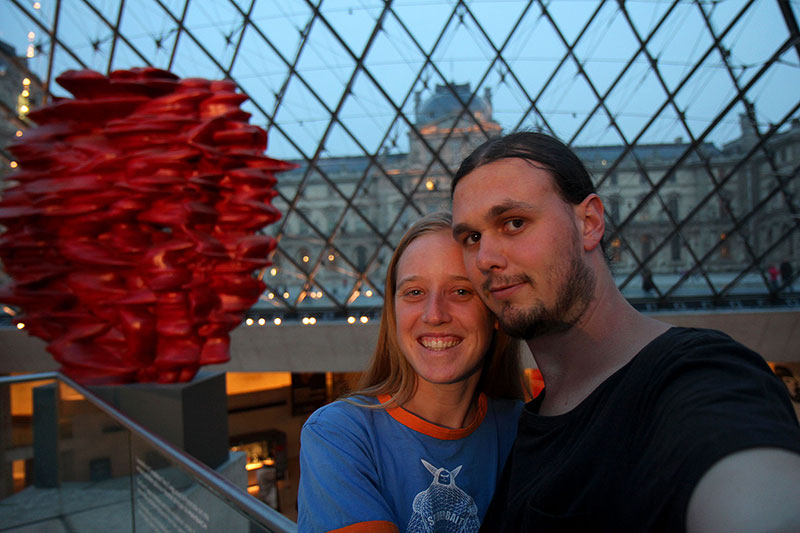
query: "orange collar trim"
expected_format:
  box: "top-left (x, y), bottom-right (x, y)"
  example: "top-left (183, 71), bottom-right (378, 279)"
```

top-left (378, 393), bottom-right (487, 440)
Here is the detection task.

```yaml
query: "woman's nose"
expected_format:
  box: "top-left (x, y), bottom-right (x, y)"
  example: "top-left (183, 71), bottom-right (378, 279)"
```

top-left (421, 293), bottom-right (450, 325)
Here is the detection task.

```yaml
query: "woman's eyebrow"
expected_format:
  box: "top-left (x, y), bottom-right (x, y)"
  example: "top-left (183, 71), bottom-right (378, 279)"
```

top-left (396, 275), bottom-right (421, 287)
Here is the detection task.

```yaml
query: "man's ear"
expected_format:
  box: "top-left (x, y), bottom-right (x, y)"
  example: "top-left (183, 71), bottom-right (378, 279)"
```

top-left (576, 193), bottom-right (605, 251)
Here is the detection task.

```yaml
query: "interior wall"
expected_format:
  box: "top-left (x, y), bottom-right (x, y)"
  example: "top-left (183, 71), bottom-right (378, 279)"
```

top-left (1, 309), bottom-right (798, 375)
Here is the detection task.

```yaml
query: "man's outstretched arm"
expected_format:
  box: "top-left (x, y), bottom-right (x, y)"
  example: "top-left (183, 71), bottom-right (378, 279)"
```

top-left (686, 447), bottom-right (800, 533)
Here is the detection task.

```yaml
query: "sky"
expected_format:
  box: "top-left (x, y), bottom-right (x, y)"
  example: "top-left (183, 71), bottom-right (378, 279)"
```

top-left (2, 0), bottom-right (799, 160)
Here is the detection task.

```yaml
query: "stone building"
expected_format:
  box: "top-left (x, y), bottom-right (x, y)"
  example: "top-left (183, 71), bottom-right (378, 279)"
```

top-left (0, 40), bottom-right (40, 164)
top-left (266, 84), bottom-right (799, 312)
top-left (266, 83), bottom-right (503, 311)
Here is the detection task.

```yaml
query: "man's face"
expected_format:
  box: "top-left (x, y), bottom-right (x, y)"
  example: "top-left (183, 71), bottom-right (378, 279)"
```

top-left (451, 157), bottom-right (595, 339)
top-left (780, 375), bottom-right (800, 401)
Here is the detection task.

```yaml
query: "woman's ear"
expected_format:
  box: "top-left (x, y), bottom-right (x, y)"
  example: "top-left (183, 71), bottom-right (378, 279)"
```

top-left (577, 193), bottom-right (605, 252)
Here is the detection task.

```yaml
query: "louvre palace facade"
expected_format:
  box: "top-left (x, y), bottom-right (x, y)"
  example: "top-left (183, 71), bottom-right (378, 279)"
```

top-left (266, 83), bottom-right (799, 312)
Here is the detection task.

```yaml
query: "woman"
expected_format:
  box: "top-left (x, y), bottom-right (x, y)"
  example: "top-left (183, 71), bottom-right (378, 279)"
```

top-left (298, 212), bottom-right (526, 533)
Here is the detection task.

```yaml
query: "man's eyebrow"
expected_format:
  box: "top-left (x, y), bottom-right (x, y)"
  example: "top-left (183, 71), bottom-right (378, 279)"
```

top-left (452, 199), bottom-right (537, 238)
top-left (452, 222), bottom-right (472, 238)
top-left (488, 199), bottom-right (536, 217)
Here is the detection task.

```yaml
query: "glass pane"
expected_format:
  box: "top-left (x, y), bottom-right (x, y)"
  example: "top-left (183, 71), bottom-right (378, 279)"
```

top-left (56, 382), bottom-right (134, 532)
top-left (2, 0), bottom-right (798, 316)
top-left (0, 379), bottom-right (134, 532)
top-left (0, 378), bottom-right (61, 530)
top-left (130, 434), bottom-right (277, 532)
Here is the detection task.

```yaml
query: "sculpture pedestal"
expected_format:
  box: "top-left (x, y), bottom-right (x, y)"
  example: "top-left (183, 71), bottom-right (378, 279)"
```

top-left (90, 372), bottom-right (229, 469)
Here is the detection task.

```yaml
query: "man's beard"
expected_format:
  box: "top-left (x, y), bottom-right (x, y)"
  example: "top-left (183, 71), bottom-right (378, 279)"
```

top-left (489, 250), bottom-right (596, 340)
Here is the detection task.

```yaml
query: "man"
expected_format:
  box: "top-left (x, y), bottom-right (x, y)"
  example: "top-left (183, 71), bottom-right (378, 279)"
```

top-left (450, 132), bottom-right (800, 532)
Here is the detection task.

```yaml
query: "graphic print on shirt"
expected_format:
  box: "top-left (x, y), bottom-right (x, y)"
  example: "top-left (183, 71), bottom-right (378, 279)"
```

top-left (406, 459), bottom-right (480, 533)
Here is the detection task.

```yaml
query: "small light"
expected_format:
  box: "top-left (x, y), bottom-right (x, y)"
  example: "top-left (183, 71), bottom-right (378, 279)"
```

top-left (425, 179), bottom-right (435, 191)
top-left (309, 317), bottom-right (317, 325)
top-left (282, 291), bottom-right (290, 299)
top-left (301, 317), bottom-right (309, 325)
top-left (33, 2), bottom-right (41, 9)
top-left (21, 89), bottom-right (29, 97)
top-left (26, 46), bottom-right (35, 58)
top-left (270, 267), bottom-right (277, 276)
top-left (267, 292), bottom-right (274, 300)
top-left (28, 32), bottom-right (35, 40)
top-left (347, 316), bottom-right (356, 324)
top-left (720, 233), bottom-right (727, 240)
top-left (22, 78), bottom-right (31, 86)
top-left (19, 104), bottom-right (29, 113)
top-left (245, 318), bottom-right (254, 326)
top-left (10, 161), bottom-right (18, 169)
top-left (360, 316), bottom-right (369, 324)
top-left (302, 255), bottom-right (309, 263)
top-left (16, 323), bottom-right (25, 330)
top-left (365, 289), bottom-right (373, 297)
top-left (601, 159), bottom-right (607, 167)
top-left (257, 317), bottom-right (266, 326)
top-left (273, 317), bottom-right (282, 325)
top-left (15, 130), bottom-right (23, 137)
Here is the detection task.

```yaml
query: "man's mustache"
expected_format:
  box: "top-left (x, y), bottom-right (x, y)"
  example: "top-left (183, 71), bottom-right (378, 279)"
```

top-left (481, 274), bottom-right (533, 294)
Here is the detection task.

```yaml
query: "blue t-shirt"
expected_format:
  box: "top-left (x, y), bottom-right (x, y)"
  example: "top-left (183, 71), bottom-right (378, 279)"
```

top-left (298, 393), bottom-right (522, 533)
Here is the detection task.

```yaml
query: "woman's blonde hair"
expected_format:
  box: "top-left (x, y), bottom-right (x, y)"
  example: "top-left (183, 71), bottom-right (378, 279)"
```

top-left (347, 211), bottom-right (526, 407)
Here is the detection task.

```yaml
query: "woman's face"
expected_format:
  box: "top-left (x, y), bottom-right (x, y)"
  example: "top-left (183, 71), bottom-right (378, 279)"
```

top-left (394, 230), bottom-right (494, 386)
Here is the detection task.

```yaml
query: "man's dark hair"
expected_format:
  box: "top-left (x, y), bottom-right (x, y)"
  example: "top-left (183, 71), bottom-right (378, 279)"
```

top-left (451, 131), bottom-right (597, 205)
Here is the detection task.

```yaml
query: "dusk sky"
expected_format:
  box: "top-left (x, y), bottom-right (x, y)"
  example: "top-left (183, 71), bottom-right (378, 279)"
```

top-left (3, 0), bottom-right (799, 160)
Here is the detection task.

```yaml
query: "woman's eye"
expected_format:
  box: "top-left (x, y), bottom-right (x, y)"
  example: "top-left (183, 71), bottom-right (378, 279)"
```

top-left (405, 289), bottom-right (422, 297)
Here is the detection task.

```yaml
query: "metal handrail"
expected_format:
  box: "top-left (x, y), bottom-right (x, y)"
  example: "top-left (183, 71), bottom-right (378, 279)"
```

top-left (0, 372), bottom-right (298, 533)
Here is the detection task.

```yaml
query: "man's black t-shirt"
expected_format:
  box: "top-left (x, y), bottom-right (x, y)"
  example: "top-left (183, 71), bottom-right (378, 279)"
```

top-left (481, 327), bottom-right (800, 532)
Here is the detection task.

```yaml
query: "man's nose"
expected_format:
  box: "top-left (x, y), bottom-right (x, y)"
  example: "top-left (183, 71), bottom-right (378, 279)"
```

top-left (474, 236), bottom-right (507, 273)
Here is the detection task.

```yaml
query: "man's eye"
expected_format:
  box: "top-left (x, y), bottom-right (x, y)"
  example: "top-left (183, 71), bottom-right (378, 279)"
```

top-left (464, 232), bottom-right (480, 245)
top-left (454, 288), bottom-right (472, 297)
top-left (504, 219), bottom-right (524, 231)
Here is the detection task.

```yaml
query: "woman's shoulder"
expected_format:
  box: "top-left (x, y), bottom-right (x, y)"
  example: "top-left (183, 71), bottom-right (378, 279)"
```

top-left (485, 396), bottom-right (524, 422)
top-left (303, 395), bottom-right (383, 429)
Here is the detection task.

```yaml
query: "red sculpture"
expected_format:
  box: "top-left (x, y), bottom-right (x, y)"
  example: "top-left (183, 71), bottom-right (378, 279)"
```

top-left (0, 68), bottom-right (294, 384)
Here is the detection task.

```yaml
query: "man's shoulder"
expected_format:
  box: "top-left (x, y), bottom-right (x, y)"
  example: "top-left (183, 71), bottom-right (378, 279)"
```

top-left (653, 325), bottom-right (738, 345)
top-left (644, 326), bottom-right (756, 361)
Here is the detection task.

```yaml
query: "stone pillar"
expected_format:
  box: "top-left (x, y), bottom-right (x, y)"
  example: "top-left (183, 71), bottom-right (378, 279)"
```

top-left (90, 372), bottom-right (229, 469)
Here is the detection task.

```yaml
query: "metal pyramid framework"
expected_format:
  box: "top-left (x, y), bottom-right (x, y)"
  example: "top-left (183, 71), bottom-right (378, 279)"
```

top-left (1, 0), bottom-right (799, 321)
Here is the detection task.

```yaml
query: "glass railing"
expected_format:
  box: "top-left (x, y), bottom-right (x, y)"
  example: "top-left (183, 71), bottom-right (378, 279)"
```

top-left (0, 372), bottom-right (297, 532)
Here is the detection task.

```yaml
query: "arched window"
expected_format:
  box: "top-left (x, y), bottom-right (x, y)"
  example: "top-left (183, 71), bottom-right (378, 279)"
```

top-left (356, 246), bottom-right (367, 271)
top-left (668, 196), bottom-right (679, 218)
top-left (641, 234), bottom-right (653, 259)
top-left (671, 234), bottom-right (681, 261)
